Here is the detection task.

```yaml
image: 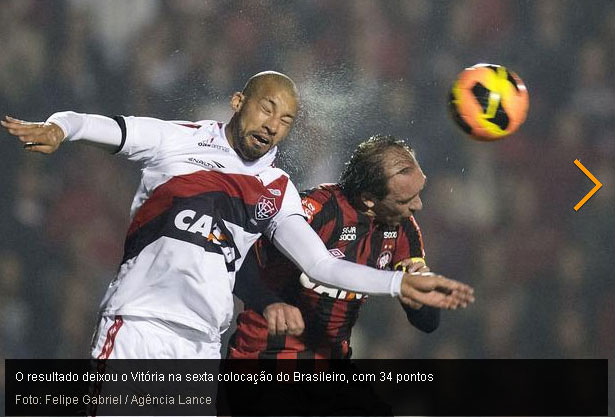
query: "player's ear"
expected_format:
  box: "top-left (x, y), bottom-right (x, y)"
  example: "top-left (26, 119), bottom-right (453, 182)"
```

top-left (360, 192), bottom-right (376, 210)
top-left (230, 92), bottom-right (245, 112)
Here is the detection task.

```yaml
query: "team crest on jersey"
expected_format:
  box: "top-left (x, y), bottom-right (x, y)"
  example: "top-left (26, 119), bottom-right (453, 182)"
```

top-left (255, 196), bottom-right (278, 220)
top-left (377, 251), bottom-right (393, 269)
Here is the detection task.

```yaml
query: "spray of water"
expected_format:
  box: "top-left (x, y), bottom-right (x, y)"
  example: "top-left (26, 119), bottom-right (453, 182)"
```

top-left (277, 65), bottom-right (414, 190)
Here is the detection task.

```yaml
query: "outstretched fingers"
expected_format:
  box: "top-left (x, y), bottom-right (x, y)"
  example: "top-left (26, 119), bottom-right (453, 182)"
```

top-left (2, 116), bottom-right (64, 154)
top-left (2, 117), bottom-right (47, 142)
top-left (433, 276), bottom-right (475, 306)
top-left (403, 286), bottom-right (459, 309)
top-left (401, 272), bottom-right (475, 310)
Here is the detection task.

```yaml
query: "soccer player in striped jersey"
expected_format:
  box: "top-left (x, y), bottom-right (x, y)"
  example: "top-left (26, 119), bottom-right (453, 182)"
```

top-left (2, 73), bottom-right (473, 360)
top-left (230, 135), bottom-right (449, 359)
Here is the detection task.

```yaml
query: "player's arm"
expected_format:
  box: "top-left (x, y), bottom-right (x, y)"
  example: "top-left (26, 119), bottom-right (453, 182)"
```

top-left (2, 114), bottom-right (122, 154)
top-left (233, 246), bottom-right (304, 336)
top-left (2, 112), bottom-right (168, 162)
top-left (271, 215), bottom-right (475, 309)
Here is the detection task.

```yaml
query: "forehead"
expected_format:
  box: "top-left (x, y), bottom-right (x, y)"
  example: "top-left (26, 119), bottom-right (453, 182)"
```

top-left (382, 149), bottom-right (425, 197)
top-left (385, 168), bottom-right (425, 200)
top-left (251, 81), bottom-right (298, 114)
top-left (382, 148), bottom-right (418, 176)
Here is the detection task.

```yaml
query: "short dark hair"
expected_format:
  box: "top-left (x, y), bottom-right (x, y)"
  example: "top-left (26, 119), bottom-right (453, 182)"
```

top-left (242, 71), bottom-right (298, 99)
top-left (339, 135), bottom-right (415, 202)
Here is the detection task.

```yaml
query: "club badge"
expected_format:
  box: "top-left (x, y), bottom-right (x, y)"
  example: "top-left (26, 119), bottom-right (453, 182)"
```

top-left (255, 196), bottom-right (278, 220)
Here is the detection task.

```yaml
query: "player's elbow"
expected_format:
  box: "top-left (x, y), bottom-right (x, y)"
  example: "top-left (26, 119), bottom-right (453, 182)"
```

top-left (407, 307), bottom-right (440, 333)
top-left (417, 317), bottom-right (440, 333)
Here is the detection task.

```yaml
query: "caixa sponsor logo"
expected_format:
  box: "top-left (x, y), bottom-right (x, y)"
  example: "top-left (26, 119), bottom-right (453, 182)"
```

top-left (299, 272), bottom-right (365, 300)
top-left (175, 210), bottom-right (213, 236)
top-left (174, 210), bottom-right (235, 262)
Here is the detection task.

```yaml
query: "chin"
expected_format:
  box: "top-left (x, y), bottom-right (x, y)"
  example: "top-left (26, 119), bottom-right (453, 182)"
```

top-left (235, 143), bottom-right (258, 161)
top-left (388, 217), bottom-right (403, 226)
top-left (244, 149), bottom-right (266, 161)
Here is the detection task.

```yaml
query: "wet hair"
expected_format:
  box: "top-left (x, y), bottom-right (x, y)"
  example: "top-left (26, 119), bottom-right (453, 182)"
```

top-left (339, 135), bottom-right (416, 202)
top-left (242, 71), bottom-right (298, 99)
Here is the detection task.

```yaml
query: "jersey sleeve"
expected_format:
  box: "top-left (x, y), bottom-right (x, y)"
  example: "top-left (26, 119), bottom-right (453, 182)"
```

top-left (301, 187), bottom-right (333, 223)
top-left (395, 216), bottom-right (440, 331)
top-left (394, 215), bottom-right (426, 266)
top-left (401, 300), bottom-right (440, 333)
top-left (271, 215), bottom-right (403, 296)
top-left (46, 112), bottom-right (179, 164)
top-left (46, 111), bottom-right (123, 152)
top-left (300, 187), bottom-right (339, 243)
top-left (113, 116), bottom-right (181, 163)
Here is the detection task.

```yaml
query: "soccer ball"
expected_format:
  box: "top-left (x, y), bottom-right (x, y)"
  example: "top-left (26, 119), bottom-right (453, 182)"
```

top-left (448, 63), bottom-right (529, 141)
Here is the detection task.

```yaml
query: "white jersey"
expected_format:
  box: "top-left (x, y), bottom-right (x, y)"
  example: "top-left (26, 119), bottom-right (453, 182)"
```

top-left (96, 116), bottom-right (303, 339)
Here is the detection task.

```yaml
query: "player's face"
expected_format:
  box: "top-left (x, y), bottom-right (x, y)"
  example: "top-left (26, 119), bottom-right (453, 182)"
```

top-left (230, 82), bottom-right (297, 161)
top-left (372, 152), bottom-right (426, 226)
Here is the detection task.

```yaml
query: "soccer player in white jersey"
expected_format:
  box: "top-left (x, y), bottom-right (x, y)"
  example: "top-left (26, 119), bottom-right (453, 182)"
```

top-left (1, 71), bottom-right (474, 359)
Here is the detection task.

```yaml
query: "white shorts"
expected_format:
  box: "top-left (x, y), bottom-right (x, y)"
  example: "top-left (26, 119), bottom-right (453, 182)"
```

top-left (90, 315), bottom-right (222, 359)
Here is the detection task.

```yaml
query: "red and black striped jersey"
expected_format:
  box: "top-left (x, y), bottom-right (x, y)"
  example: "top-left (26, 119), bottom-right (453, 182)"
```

top-left (229, 184), bottom-right (426, 359)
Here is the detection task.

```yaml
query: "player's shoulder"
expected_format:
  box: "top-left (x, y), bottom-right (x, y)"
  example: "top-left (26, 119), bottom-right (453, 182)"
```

top-left (400, 215), bottom-right (422, 234)
top-left (301, 183), bottom-right (341, 203)
top-left (177, 119), bottom-right (224, 133)
top-left (300, 184), bottom-right (345, 223)
top-left (125, 117), bottom-right (219, 136)
top-left (192, 119), bottom-right (222, 128)
top-left (155, 119), bottom-right (223, 133)
top-left (255, 167), bottom-right (298, 201)
top-left (259, 165), bottom-right (291, 182)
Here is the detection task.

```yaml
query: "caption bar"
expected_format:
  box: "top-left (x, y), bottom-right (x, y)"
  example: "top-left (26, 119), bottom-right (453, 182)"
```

top-left (4, 359), bottom-right (607, 416)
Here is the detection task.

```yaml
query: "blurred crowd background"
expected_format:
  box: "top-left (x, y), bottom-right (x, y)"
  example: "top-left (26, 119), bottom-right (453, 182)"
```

top-left (1, 0), bottom-right (613, 410)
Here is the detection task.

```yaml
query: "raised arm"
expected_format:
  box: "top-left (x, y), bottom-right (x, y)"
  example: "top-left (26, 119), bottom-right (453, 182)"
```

top-left (1, 113), bottom-right (122, 154)
top-left (271, 215), bottom-right (474, 309)
top-left (2, 112), bottom-right (174, 164)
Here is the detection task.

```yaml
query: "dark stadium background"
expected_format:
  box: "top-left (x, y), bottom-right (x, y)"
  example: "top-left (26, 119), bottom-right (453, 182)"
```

top-left (1, 0), bottom-right (613, 413)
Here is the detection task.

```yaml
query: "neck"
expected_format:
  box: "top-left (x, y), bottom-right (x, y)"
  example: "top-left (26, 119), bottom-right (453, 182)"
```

top-left (224, 120), bottom-right (236, 149)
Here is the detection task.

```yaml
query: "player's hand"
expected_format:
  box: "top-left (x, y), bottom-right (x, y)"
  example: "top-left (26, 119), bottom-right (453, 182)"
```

top-left (263, 302), bottom-right (305, 336)
top-left (1, 116), bottom-right (65, 154)
top-left (395, 259), bottom-right (430, 310)
top-left (399, 271), bottom-right (474, 310)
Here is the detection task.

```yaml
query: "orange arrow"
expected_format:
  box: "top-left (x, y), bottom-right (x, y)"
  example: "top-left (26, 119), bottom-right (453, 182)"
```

top-left (573, 159), bottom-right (602, 211)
